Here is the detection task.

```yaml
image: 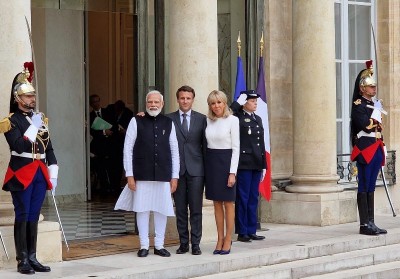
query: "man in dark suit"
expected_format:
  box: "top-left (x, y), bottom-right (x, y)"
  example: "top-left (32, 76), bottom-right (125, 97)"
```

top-left (167, 85), bottom-right (207, 255)
top-left (89, 94), bottom-right (115, 193)
top-left (231, 90), bottom-right (267, 242)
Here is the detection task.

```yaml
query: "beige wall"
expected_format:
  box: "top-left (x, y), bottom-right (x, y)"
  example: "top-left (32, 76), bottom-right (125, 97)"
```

top-left (376, 0), bottom-right (400, 213)
top-left (0, 0), bottom-right (32, 200)
top-left (264, 0), bottom-right (293, 180)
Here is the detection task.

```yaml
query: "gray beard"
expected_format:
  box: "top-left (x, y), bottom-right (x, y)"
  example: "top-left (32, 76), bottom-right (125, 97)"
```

top-left (146, 108), bottom-right (161, 117)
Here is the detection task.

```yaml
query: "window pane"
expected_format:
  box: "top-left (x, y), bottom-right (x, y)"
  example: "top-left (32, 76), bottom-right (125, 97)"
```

top-left (348, 5), bottom-right (371, 60)
top-left (335, 3), bottom-right (342, 59)
top-left (337, 122), bottom-right (343, 154)
top-left (353, 0), bottom-right (371, 3)
top-left (348, 62), bottom-right (365, 113)
top-left (335, 3), bottom-right (341, 59)
top-left (336, 62), bottom-right (342, 118)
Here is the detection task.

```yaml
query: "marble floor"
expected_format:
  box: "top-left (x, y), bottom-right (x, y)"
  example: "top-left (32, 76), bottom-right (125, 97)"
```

top-left (41, 200), bottom-right (136, 241)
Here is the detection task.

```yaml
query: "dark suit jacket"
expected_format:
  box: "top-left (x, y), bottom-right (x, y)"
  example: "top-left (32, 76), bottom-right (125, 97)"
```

top-left (167, 110), bottom-right (207, 177)
top-left (90, 107), bottom-right (115, 157)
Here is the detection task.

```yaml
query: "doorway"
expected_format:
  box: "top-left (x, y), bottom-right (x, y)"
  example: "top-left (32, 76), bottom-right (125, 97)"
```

top-left (86, 1), bottom-right (137, 201)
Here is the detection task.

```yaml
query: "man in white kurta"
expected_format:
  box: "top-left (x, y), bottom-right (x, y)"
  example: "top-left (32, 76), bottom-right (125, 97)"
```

top-left (115, 91), bottom-right (179, 257)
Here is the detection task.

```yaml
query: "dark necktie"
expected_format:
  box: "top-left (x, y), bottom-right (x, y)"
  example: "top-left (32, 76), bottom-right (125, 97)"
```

top-left (182, 113), bottom-right (188, 135)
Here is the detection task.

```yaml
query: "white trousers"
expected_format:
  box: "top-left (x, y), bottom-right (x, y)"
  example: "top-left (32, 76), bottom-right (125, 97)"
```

top-left (136, 211), bottom-right (167, 250)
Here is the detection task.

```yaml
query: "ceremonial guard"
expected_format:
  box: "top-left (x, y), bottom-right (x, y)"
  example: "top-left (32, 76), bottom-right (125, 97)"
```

top-left (0, 63), bottom-right (58, 274)
top-left (350, 60), bottom-right (387, 236)
top-left (231, 90), bottom-right (266, 242)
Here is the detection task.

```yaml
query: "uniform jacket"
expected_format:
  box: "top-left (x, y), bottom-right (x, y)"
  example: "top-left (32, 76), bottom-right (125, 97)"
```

top-left (3, 109), bottom-right (57, 191)
top-left (231, 101), bottom-right (266, 170)
top-left (167, 110), bottom-right (207, 177)
top-left (350, 97), bottom-right (385, 165)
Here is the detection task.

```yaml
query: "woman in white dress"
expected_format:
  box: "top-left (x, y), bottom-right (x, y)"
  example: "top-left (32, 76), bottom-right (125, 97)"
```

top-left (205, 90), bottom-right (240, 255)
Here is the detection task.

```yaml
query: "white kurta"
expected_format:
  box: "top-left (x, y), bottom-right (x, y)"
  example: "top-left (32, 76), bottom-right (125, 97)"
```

top-left (114, 117), bottom-right (179, 216)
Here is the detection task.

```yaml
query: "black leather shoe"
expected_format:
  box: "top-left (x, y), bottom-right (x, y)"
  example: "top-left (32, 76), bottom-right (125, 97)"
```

top-left (237, 234), bottom-right (251, 242)
top-left (249, 234), bottom-right (265, 240)
top-left (369, 222), bottom-right (387, 234)
top-left (176, 244), bottom-right (189, 254)
top-left (17, 259), bottom-right (35, 274)
top-left (191, 244), bottom-right (202, 255)
top-left (137, 249), bottom-right (149, 257)
top-left (154, 248), bottom-right (171, 257)
top-left (359, 224), bottom-right (379, 235)
top-left (29, 260), bottom-right (51, 272)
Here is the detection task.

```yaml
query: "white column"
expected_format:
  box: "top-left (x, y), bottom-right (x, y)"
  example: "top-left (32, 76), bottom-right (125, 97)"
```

top-left (286, 0), bottom-right (341, 194)
top-left (167, 0), bottom-right (219, 114)
top-left (0, 0), bottom-right (32, 225)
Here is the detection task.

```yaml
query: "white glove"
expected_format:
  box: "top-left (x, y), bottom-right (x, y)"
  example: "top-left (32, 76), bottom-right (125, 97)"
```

top-left (237, 93), bottom-right (247, 106)
top-left (261, 169), bottom-right (266, 182)
top-left (50, 178), bottom-right (57, 193)
top-left (370, 109), bottom-right (382, 123)
top-left (31, 113), bottom-right (43, 129)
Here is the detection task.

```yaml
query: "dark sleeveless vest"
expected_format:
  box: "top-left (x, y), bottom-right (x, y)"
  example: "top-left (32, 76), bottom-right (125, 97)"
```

top-left (133, 113), bottom-right (173, 182)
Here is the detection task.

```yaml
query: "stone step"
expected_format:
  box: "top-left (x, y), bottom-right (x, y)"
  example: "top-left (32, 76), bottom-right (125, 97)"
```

top-left (193, 244), bottom-right (400, 279)
top-left (54, 229), bottom-right (400, 279)
top-left (304, 261), bottom-right (400, 279)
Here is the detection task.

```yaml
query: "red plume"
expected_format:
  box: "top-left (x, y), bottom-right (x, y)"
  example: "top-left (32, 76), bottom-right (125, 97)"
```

top-left (23, 62), bottom-right (34, 83)
top-left (365, 60), bottom-right (373, 69)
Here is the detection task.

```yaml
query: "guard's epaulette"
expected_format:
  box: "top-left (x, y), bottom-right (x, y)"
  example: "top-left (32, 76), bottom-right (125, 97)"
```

top-left (44, 116), bottom-right (49, 126)
top-left (0, 113), bottom-right (14, 133)
top-left (354, 99), bottom-right (362, 105)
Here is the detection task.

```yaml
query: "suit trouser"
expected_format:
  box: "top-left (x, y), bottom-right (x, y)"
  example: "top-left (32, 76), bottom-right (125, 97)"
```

top-left (235, 169), bottom-right (261, 235)
top-left (11, 168), bottom-right (47, 222)
top-left (173, 172), bottom-right (204, 245)
top-left (357, 148), bottom-right (383, 193)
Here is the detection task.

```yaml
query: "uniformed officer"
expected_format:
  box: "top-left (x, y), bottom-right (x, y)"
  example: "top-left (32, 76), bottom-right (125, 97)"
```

top-left (231, 90), bottom-right (267, 242)
top-left (0, 63), bottom-right (58, 274)
top-left (350, 60), bottom-right (387, 236)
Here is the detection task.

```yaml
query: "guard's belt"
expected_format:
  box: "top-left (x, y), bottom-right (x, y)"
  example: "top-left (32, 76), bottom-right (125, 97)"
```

top-left (11, 151), bottom-right (46, 160)
top-left (357, 131), bottom-right (381, 139)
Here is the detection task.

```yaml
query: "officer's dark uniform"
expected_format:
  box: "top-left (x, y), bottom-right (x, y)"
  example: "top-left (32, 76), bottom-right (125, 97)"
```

top-left (231, 90), bottom-right (266, 241)
top-left (350, 60), bottom-right (386, 236)
top-left (1, 64), bottom-right (57, 274)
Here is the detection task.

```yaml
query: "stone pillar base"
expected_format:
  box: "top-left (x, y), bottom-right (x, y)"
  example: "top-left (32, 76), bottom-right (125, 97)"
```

top-left (260, 191), bottom-right (357, 226)
top-left (0, 221), bottom-right (62, 269)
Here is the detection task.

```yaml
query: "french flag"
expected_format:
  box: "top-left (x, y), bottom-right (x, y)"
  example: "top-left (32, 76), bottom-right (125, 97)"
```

top-left (255, 57), bottom-right (272, 201)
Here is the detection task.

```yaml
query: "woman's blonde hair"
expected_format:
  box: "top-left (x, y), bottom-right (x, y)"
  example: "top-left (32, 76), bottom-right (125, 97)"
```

top-left (207, 90), bottom-right (232, 120)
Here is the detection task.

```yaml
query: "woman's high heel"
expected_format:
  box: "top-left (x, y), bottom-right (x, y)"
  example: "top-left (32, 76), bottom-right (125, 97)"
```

top-left (213, 249), bottom-right (221, 255)
top-left (220, 241), bottom-right (232, 255)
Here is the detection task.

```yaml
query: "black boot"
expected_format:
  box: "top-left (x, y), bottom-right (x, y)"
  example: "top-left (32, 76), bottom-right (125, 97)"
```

top-left (14, 221), bottom-right (35, 274)
top-left (27, 222), bottom-right (51, 272)
top-left (357, 193), bottom-right (379, 235)
top-left (367, 192), bottom-right (387, 234)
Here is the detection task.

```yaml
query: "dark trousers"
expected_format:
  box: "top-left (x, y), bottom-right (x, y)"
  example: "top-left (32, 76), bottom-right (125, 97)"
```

top-left (173, 172), bottom-right (204, 245)
top-left (357, 148), bottom-right (384, 193)
top-left (11, 168), bottom-right (47, 222)
top-left (235, 169), bottom-right (261, 235)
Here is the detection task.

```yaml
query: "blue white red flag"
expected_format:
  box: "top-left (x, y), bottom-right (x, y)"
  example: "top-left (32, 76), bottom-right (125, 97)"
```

top-left (255, 57), bottom-right (271, 201)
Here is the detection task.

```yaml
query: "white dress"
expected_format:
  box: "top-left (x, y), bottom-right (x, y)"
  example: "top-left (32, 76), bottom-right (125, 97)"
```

top-left (114, 117), bottom-right (179, 216)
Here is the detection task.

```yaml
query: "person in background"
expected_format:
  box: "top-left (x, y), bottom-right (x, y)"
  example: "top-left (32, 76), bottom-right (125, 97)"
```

top-left (350, 60), bottom-right (387, 236)
top-left (89, 94), bottom-right (115, 194)
top-left (1, 63), bottom-right (58, 274)
top-left (108, 100), bottom-right (133, 192)
top-left (115, 90), bottom-right (179, 258)
top-left (204, 90), bottom-right (239, 255)
top-left (231, 90), bottom-right (267, 242)
top-left (167, 85), bottom-right (207, 255)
